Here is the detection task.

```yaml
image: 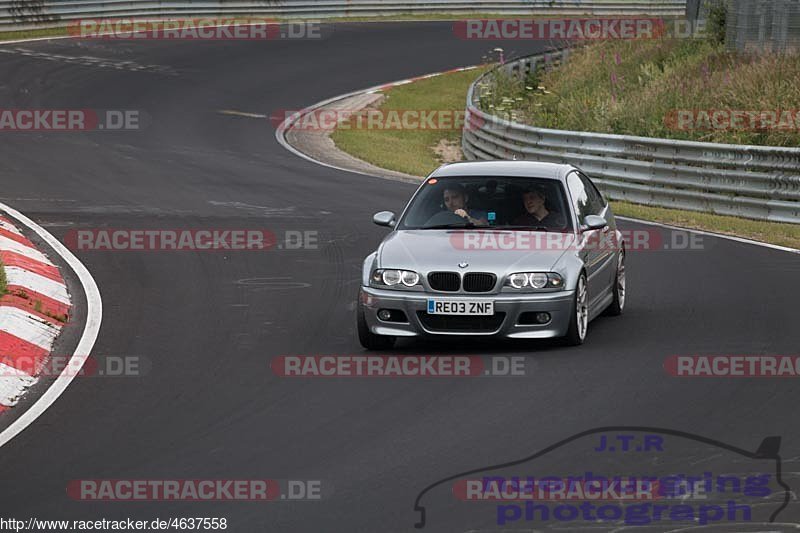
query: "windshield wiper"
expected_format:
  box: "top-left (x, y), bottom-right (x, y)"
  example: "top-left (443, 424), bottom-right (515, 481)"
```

top-left (489, 225), bottom-right (553, 231)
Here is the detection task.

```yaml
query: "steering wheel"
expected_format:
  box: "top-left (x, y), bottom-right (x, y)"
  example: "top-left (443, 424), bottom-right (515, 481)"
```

top-left (423, 210), bottom-right (467, 227)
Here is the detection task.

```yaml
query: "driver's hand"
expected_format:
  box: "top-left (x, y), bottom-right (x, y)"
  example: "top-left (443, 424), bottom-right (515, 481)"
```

top-left (454, 209), bottom-right (468, 218)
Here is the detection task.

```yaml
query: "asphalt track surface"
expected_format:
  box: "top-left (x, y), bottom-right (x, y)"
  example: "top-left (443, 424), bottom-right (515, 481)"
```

top-left (0, 21), bottom-right (799, 532)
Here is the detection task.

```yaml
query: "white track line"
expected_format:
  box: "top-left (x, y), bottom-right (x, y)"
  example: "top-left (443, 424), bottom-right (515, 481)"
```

top-left (0, 202), bottom-right (102, 448)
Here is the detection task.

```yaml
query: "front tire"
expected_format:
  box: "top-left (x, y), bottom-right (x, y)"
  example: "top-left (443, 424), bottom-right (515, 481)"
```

top-left (357, 304), bottom-right (396, 350)
top-left (605, 249), bottom-right (625, 316)
top-left (563, 273), bottom-right (588, 346)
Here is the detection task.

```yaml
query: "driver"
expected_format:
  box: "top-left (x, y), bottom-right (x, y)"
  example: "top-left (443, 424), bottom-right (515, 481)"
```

top-left (443, 184), bottom-right (488, 226)
top-left (513, 184), bottom-right (565, 228)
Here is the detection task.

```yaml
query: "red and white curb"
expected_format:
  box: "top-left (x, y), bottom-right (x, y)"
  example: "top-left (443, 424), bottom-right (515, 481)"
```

top-left (0, 215), bottom-right (71, 412)
top-left (0, 202), bottom-right (101, 450)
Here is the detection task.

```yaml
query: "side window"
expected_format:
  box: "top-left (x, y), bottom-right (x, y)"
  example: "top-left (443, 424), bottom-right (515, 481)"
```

top-left (578, 172), bottom-right (606, 215)
top-left (566, 172), bottom-right (592, 221)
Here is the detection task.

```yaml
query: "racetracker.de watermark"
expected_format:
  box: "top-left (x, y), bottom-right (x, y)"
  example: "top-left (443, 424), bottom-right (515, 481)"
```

top-left (489, 471), bottom-right (768, 527)
top-left (273, 108), bottom-right (481, 132)
top-left (67, 18), bottom-right (324, 40)
top-left (0, 109), bottom-right (143, 131)
top-left (64, 229), bottom-right (318, 251)
top-left (66, 479), bottom-right (325, 501)
top-left (0, 355), bottom-right (147, 378)
top-left (454, 18), bottom-right (665, 40)
top-left (665, 355), bottom-right (800, 377)
top-left (664, 109), bottom-right (800, 132)
top-left (449, 229), bottom-right (703, 252)
top-left (453, 478), bottom-right (662, 502)
top-left (454, 18), bottom-right (707, 40)
top-left (271, 355), bottom-right (527, 377)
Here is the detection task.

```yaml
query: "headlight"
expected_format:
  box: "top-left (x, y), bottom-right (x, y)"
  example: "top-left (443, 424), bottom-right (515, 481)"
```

top-left (400, 270), bottom-right (420, 286)
top-left (371, 269), bottom-right (421, 288)
top-left (529, 273), bottom-right (548, 289)
top-left (382, 270), bottom-right (402, 286)
top-left (508, 273), bottom-right (528, 289)
top-left (504, 272), bottom-right (564, 290)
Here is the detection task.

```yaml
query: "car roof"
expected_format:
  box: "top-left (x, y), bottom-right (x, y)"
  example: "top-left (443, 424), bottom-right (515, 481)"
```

top-left (429, 160), bottom-right (575, 181)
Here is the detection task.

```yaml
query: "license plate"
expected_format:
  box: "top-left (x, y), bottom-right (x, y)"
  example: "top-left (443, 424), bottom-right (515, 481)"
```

top-left (427, 299), bottom-right (494, 316)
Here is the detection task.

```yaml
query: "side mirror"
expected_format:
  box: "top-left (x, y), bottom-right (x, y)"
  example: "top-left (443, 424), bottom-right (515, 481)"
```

top-left (373, 211), bottom-right (396, 228)
top-left (582, 215), bottom-right (608, 231)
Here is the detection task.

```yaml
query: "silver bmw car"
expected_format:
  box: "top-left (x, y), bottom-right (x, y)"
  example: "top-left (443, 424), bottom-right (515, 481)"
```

top-left (357, 161), bottom-right (626, 349)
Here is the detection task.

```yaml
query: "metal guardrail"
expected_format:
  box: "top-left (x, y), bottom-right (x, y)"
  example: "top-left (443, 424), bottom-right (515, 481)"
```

top-left (0, 0), bottom-right (687, 31)
top-left (462, 50), bottom-right (800, 223)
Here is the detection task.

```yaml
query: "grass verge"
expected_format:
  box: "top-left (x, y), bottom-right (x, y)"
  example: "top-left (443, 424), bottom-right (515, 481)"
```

top-left (0, 27), bottom-right (69, 41)
top-left (328, 64), bottom-right (800, 249)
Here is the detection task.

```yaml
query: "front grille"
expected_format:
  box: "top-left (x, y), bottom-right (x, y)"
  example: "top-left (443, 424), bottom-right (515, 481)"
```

top-left (463, 273), bottom-right (496, 293)
top-left (417, 312), bottom-right (506, 333)
top-left (428, 272), bottom-right (460, 292)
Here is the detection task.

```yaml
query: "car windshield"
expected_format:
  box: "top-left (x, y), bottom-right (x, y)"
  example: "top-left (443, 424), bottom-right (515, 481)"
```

top-left (397, 176), bottom-right (573, 232)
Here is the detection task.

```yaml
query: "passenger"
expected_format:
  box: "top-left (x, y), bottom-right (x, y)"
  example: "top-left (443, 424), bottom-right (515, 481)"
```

top-left (513, 185), bottom-right (565, 228)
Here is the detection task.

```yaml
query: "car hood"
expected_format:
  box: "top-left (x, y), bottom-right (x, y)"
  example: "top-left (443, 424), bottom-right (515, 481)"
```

top-left (378, 230), bottom-right (573, 273)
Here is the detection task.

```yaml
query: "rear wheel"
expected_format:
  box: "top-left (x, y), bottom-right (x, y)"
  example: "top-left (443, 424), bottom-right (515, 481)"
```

top-left (357, 304), bottom-right (396, 350)
top-left (563, 273), bottom-right (588, 346)
top-left (605, 250), bottom-right (626, 316)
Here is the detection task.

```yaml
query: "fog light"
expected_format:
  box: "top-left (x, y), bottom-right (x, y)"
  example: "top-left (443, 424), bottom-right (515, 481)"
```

top-left (378, 309), bottom-right (392, 321)
top-left (535, 312), bottom-right (551, 324)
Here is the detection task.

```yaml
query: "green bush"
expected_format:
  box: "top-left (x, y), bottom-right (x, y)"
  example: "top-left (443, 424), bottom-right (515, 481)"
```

top-left (705, 0), bottom-right (728, 44)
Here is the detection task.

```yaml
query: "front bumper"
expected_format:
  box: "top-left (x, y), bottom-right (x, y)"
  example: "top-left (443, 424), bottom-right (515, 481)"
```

top-left (360, 286), bottom-right (575, 339)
